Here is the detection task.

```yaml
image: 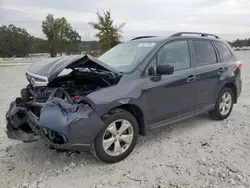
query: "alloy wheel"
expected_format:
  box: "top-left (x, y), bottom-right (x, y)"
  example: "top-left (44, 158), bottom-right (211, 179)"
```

top-left (102, 119), bottom-right (134, 156)
top-left (219, 92), bottom-right (232, 116)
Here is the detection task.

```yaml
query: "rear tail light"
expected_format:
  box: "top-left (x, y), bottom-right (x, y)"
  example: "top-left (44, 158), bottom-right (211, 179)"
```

top-left (236, 61), bottom-right (242, 69)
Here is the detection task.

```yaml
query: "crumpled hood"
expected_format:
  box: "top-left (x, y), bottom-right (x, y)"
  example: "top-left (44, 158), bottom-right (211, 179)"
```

top-left (26, 54), bottom-right (119, 82)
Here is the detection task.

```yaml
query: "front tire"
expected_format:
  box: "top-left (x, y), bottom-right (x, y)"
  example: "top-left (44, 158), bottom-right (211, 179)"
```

top-left (93, 109), bottom-right (139, 163)
top-left (209, 87), bottom-right (234, 120)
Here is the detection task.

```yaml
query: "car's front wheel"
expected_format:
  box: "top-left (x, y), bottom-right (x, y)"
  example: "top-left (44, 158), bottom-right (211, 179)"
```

top-left (209, 87), bottom-right (234, 120)
top-left (92, 109), bottom-right (139, 163)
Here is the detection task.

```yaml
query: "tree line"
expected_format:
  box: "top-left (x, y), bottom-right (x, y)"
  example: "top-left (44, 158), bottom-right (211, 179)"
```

top-left (0, 11), bottom-right (124, 58)
top-left (229, 38), bottom-right (250, 47)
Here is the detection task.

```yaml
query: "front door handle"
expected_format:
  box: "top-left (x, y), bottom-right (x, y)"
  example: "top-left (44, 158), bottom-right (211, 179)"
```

top-left (186, 75), bottom-right (196, 82)
top-left (218, 68), bottom-right (225, 74)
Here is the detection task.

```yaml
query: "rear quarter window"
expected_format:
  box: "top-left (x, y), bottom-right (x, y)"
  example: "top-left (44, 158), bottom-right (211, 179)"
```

top-left (214, 41), bottom-right (233, 62)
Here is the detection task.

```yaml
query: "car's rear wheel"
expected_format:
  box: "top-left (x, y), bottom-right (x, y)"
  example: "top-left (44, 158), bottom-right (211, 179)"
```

top-left (92, 109), bottom-right (139, 163)
top-left (209, 87), bottom-right (234, 120)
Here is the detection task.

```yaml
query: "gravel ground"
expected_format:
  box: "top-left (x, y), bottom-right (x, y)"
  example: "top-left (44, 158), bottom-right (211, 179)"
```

top-left (0, 51), bottom-right (250, 188)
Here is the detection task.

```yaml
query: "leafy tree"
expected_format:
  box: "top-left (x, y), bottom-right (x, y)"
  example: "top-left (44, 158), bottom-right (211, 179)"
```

top-left (89, 10), bottom-right (125, 53)
top-left (42, 14), bottom-right (59, 57)
top-left (42, 15), bottom-right (61, 57)
top-left (42, 14), bottom-right (80, 57)
top-left (0, 22), bottom-right (99, 58)
top-left (31, 37), bottom-right (49, 53)
top-left (0, 24), bottom-right (33, 57)
top-left (66, 29), bottom-right (81, 54)
top-left (58, 17), bottom-right (72, 54)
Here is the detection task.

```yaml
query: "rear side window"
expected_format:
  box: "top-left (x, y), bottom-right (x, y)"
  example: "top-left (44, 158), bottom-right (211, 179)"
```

top-left (192, 40), bottom-right (217, 66)
top-left (214, 41), bottom-right (233, 62)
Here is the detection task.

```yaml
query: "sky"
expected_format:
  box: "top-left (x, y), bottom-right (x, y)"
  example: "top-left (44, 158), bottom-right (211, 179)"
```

top-left (1, 0), bottom-right (250, 41)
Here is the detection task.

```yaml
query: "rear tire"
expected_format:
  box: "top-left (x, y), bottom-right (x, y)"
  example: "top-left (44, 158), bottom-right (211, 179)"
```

top-left (209, 87), bottom-right (234, 120)
top-left (93, 109), bottom-right (139, 163)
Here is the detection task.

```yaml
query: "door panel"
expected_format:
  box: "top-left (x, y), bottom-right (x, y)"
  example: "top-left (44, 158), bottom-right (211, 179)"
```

top-left (142, 68), bottom-right (197, 125)
top-left (191, 39), bottom-right (223, 113)
top-left (195, 64), bottom-right (225, 112)
top-left (141, 39), bottom-right (197, 126)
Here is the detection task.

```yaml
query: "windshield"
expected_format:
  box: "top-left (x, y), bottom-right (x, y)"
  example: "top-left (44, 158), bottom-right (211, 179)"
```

top-left (98, 42), bottom-right (156, 72)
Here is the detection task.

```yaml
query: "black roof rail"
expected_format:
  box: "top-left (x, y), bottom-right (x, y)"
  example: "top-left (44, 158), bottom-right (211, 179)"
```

top-left (171, 32), bottom-right (220, 39)
top-left (130, 36), bottom-right (157, 41)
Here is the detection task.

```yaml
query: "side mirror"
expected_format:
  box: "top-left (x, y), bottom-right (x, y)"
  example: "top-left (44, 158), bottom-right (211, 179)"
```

top-left (156, 64), bottom-right (174, 75)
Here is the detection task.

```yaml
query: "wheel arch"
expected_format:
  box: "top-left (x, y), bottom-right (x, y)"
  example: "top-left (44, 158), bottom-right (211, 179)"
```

top-left (223, 82), bottom-right (237, 103)
top-left (102, 104), bottom-right (148, 136)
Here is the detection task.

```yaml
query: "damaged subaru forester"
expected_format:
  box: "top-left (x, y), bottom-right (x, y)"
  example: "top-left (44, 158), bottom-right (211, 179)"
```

top-left (5, 32), bottom-right (242, 163)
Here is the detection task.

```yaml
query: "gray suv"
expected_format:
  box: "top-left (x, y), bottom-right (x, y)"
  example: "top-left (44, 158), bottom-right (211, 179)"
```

top-left (5, 32), bottom-right (242, 163)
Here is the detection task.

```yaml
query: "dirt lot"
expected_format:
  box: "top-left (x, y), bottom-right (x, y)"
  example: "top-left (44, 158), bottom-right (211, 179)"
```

top-left (0, 51), bottom-right (250, 188)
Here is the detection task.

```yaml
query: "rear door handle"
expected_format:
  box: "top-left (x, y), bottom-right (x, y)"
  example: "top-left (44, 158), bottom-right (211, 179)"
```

top-left (186, 75), bottom-right (196, 82)
top-left (218, 68), bottom-right (225, 74)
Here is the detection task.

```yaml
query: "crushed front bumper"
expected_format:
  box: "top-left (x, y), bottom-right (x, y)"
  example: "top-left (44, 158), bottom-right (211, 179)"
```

top-left (5, 124), bottom-right (40, 143)
top-left (5, 97), bottom-right (105, 152)
top-left (5, 99), bottom-right (41, 142)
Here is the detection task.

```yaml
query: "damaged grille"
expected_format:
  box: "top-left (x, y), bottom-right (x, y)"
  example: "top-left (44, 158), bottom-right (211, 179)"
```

top-left (34, 90), bottom-right (52, 103)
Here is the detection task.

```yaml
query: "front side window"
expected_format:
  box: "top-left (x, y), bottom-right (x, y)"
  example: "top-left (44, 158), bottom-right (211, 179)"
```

top-left (214, 41), bottom-right (233, 62)
top-left (157, 40), bottom-right (191, 71)
top-left (98, 42), bottom-right (156, 73)
top-left (192, 40), bottom-right (217, 66)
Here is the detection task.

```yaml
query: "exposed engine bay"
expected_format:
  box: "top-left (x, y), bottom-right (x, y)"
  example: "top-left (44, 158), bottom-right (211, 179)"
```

top-left (22, 67), bottom-right (121, 104)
